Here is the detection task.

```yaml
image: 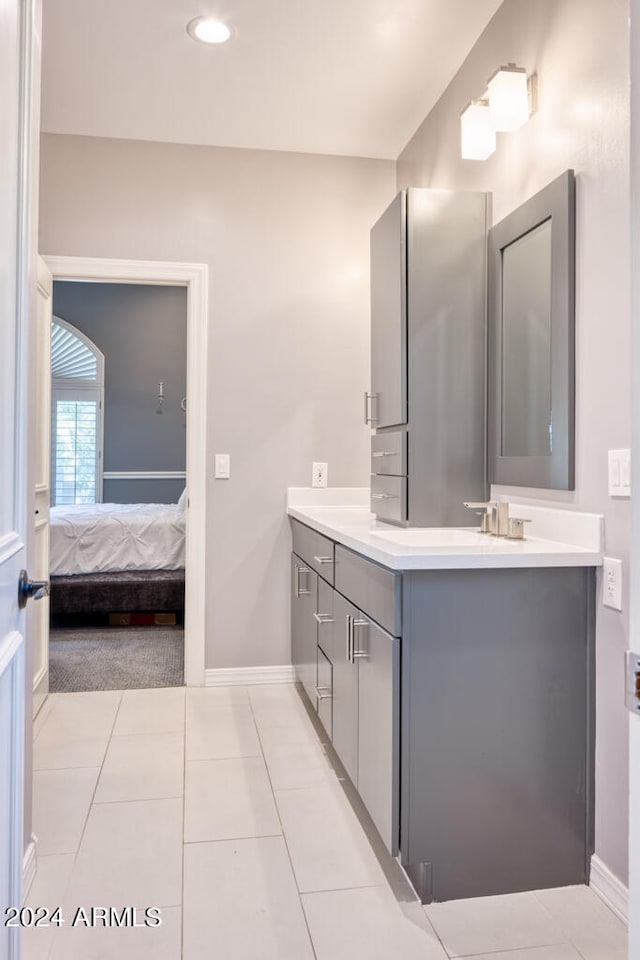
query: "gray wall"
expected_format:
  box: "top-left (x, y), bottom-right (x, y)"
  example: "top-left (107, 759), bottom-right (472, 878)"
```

top-left (397, 0), bottom-right (630, 885)
top-left (52, 281), bottom-right (187, 503)
top-left (40, 135), bottom-right (396, 668)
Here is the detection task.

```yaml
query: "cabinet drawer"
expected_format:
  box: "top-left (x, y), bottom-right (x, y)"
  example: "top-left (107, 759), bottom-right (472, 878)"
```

top-left (316, 648), bottom-right (332, 739)
top-left (371, 475), bottom-right (407, 524)
top-left (290, 518), bottom-right (335, 583)
top-left (316, 578), bottom-right (335, 660)
top-left (371, 431), bottom-right (407, 476)
top-left (334, 545), bottom-right (401, 637)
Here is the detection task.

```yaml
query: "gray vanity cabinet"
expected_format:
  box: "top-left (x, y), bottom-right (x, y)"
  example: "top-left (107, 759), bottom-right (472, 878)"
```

top-left (369, 188), bottom-right (489, 526)
top-left (370, 190), bottom-right (407, 430)
top-left (316, 648), bottom-right (332, 738)
top-left (331, 592), bottom-right (359, 784)
top-left (290, 554), bottom-right (318, 706)
top-left (354, 612), bottom-right (400, 856)
top-left (290, 520), bottom-right (400, 855)
top-left (400, 566), bottom-right (595, 903)
top-left (290, 518), bottom-right (595, 901)
top-left (315, 578), bottom-right (336, 739)
top-left (331, 590), bottom-right (400, 855)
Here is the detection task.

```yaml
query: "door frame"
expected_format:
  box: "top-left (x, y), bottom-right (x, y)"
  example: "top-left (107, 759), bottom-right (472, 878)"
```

top-left (42, 256), bottom-right (208, 686)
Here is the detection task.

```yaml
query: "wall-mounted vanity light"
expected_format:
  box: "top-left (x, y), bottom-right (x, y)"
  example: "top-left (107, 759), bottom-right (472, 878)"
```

top-left (460, 99), bottom-right (496, 161)
top-left (487, 64), bottom-right (533, 131)
top-left (461, 63), bottom-right (537, 160)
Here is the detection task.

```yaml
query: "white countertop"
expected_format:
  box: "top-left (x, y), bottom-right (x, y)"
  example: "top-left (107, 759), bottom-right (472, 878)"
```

top-left (287, 490), bottom-right (603, 571)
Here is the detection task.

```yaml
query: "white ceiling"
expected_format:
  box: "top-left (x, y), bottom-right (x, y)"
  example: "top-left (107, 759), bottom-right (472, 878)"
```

top-left (41, 0), bottom-right (503, 160)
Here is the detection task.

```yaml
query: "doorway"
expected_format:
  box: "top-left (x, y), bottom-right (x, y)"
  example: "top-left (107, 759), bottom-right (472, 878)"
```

top-left (49, 282), bottom-right (187, 691)
top-left (42, 256), bottom-right (208, 689)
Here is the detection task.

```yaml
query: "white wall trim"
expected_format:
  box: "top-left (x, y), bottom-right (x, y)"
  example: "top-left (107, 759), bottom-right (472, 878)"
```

top-left (590, 854), bottom-right (629, 923)
top-left (205, 665), bottom-right (296, 687)
top-left (103, 471), bottom-right (187, 481)
top-left (43, 256), bottom-right (208, 685)
top-left (22, 835), bottom-right (37, 902)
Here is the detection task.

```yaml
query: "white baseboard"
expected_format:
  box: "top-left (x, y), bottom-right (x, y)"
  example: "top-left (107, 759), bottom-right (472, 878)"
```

top-left (590, 854), bottom-right (628, 923)
top-left (22, 835), bottom-right (37, 902)
top-left (205, 665), bottom-right (296, 687)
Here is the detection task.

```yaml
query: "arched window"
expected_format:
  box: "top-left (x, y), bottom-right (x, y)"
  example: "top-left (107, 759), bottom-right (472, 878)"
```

top-left (51, 317), bottom-right (105, 506)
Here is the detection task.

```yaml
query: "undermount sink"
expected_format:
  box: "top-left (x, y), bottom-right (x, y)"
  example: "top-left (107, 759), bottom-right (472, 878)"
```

top-left (370, 527), bottom-right (515, 549)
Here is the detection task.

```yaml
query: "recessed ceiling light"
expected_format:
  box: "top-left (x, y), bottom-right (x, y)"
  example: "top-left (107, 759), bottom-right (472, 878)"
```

top-left (187, 17), bottom-right (231, 45)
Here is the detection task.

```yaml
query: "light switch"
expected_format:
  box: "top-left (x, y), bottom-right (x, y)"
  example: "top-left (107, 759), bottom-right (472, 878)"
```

top-left (603, 557), bottom-right (622, 611)
top-left (215, 454), bottom-right (230, 479)
top-left (608, 449), bottom-right (630, 498)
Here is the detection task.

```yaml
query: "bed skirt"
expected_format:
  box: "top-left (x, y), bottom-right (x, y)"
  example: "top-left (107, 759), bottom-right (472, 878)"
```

top-left (50, 569), bottom-right (185, 615)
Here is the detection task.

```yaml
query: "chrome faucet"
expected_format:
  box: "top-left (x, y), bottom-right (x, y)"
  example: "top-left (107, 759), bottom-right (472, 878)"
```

top-left (463, 501), bottom-right (510, 537)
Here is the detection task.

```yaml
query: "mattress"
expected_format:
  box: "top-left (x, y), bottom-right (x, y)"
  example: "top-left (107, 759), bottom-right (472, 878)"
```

top-left (50, 502), bottom-right (186, 576)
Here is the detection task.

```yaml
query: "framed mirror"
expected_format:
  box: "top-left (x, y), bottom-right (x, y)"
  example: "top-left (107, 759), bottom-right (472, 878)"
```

top-left (488, 169), bottom-right (575, 489)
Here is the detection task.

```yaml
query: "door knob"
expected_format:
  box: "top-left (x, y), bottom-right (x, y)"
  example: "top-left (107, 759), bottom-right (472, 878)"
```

top-left (18, 569), bottom-right (50, 609)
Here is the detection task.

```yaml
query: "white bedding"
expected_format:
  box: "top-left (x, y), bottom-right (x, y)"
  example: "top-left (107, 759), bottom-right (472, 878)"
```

top-left (50, 502), bottom-right (186, 576)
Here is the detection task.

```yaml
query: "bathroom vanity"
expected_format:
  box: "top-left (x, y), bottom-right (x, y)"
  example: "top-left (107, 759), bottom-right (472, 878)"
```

top-left (288, 494), bottom-right (601, 903)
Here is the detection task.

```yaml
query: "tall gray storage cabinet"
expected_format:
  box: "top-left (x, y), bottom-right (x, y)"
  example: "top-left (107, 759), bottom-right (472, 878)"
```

top-left (368, 189), bottom-right (489, 526)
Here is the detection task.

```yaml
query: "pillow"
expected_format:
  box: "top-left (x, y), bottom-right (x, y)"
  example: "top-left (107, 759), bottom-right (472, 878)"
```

top-left (177, 488), bottom-right (187, 512)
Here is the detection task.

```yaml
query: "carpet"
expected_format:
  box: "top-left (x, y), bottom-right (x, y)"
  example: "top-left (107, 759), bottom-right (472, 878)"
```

top-left (49, 625), bottom-right (184, 692)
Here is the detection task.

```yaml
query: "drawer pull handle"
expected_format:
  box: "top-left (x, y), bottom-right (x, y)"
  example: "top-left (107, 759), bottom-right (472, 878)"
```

top-left (372, 493), bottom-right (397, 500)
top-left (364, 391), bottom-right (379, 425)
top-left (314, 685), bottom-right (332, 700)
top-left (295, 565), bottom-right (311, 597)
top-left (313, 555), bottom-right (334, 565)
top-left (314, 613), bottom-right (334, 625)
top-left (372, 451), bottom-right (398, 458)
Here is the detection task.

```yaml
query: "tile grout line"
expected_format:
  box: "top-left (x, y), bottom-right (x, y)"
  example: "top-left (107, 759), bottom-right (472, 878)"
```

top-left (66, 691), bottom-right (125, 855)
top-left (247, 686), bottom-right (320, 960)
top-left (185, 752), bottom-right (263, 763)
top-left (183, 833), bottom-right (284, 846)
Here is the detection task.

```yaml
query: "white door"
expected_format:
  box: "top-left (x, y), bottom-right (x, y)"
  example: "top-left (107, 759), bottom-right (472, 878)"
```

top-left (32, 260), bottom-right (52, 716)
top-left (0, 0), bottom-right (39, 954)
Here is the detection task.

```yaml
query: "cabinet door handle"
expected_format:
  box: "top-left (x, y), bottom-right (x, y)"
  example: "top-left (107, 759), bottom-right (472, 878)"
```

top-left (345, 615), bottom-right (353, 662)
top-left (364, 391), bottom-right (378, 425)
top-left (313, 555), bottom-right (334, 565)
top-left (372, 451), bottom-right (398, 458)
top-left (352, 618), bottom-right (369, 659)
top-left (295, 565), bottom-right (311, 597)
top-left (314, 613), bottom-right (334, 625)
top-left (314, 685), bottom-right (332, 700)
top-left (372, 493), bottom-right (397, 500)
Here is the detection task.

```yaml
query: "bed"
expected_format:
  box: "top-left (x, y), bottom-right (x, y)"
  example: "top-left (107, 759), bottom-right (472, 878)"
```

top-left (49, 499), bottom-right (186, 616)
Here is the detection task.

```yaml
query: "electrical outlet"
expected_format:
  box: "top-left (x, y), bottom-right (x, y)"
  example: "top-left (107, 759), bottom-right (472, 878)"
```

top-left (603, 557), bottom-right (622, 611)
top-left (312, 462), bottom-right (328, 488)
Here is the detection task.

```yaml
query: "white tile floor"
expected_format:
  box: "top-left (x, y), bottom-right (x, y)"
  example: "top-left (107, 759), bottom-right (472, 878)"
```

top-left (24, 683), bottom-right (627, 960)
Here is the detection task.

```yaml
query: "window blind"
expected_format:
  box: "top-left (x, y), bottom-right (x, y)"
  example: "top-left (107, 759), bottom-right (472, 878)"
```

top-left (53, 399), bottom-right (98, 505)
